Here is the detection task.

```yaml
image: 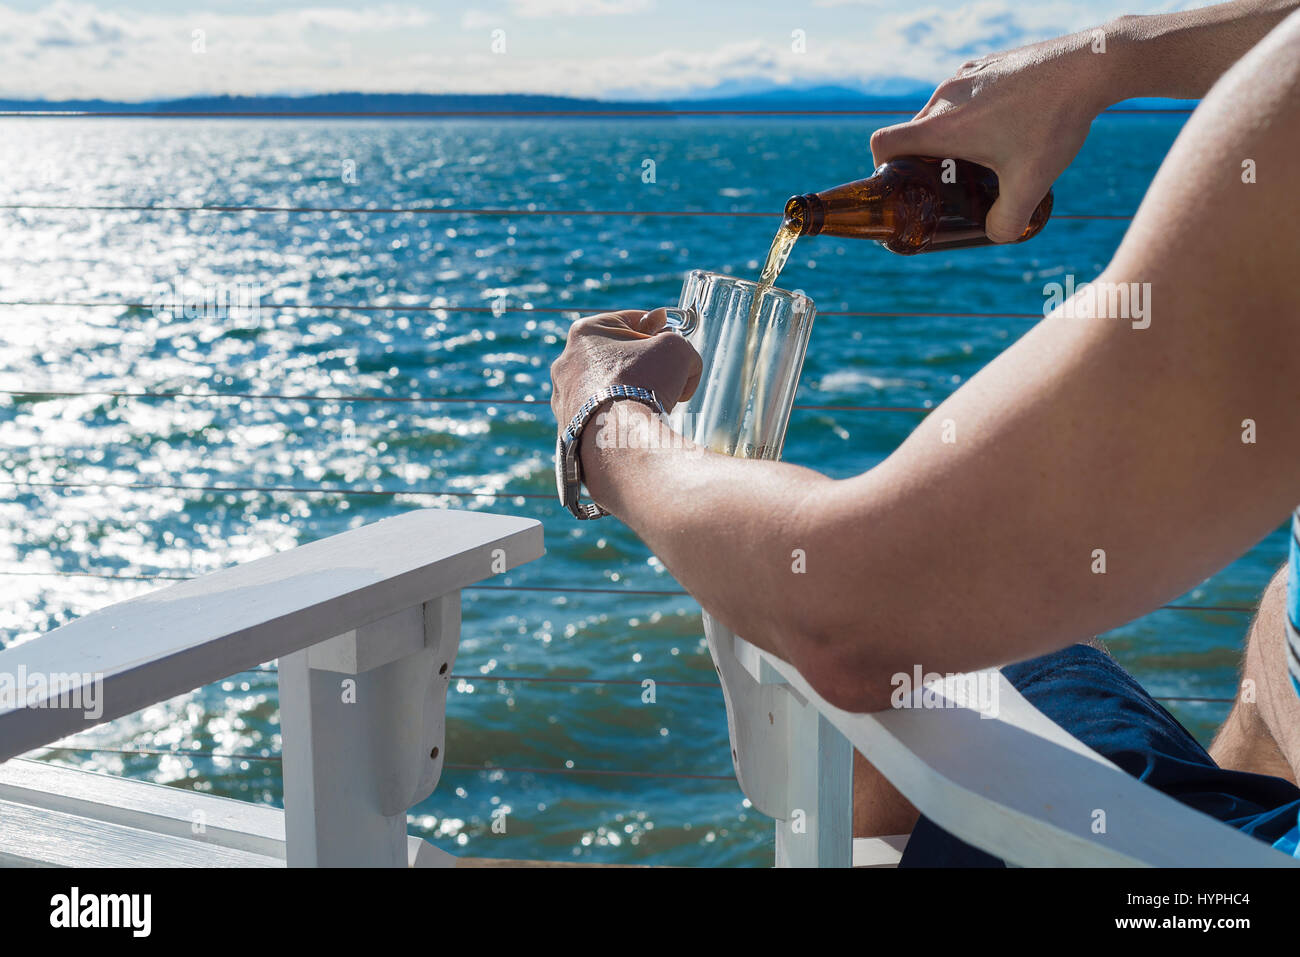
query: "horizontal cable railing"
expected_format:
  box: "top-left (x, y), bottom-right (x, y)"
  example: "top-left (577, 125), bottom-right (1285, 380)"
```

top-left (31, 746), bottom-right (736, 782)
top-left (0, 295), bottom-right (1040, 417)
top-left (0, 202), bottom-right (1132, 219)
top-left (0, 568), bottom-right (691, 598)
top-left (0, 479), bottom-right (555, 501)
top-left (0, 389), bottom-right (933, 414)
top-left (0, 563), bottom-right (1256, 616)
top-left (0, 108), bottom-right (1195, 119)
top-left (0, 300), bottom-right (1046, 319)
top-left (177, 660), bottom-right (1243, 703)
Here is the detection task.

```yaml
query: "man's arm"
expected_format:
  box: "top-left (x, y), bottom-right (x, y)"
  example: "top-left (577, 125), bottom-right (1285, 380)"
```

top-left (1103, 1), bottom-right (1300, 101)
top-left (564, 10), bottom-right (1300, 713)
top-left (869, 0), bottom-right (1300, 242)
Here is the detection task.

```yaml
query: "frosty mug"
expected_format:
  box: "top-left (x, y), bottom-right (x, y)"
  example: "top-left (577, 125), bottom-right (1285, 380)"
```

top-left (662, 271), bottom-right (817, 814)
top-left (663, 270), bottom-right (815, 461)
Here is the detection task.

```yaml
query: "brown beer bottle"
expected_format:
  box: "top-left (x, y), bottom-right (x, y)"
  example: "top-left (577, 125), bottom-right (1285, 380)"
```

top-left (783, 156), bottom-right (1053, 255)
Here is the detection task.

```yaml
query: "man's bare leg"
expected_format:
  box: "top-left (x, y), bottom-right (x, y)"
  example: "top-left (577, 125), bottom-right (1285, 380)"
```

top-left (1211, 563), bottom-right (1300, 784)
top-left (852, 751), bottom-right (918, 838)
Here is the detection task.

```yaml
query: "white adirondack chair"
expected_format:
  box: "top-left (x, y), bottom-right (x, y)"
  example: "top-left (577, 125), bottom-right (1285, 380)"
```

top-left (0, 508), bottom-right (543, 867)
top-left (708, 613), bottom-right (1300, 867)
top-left (1, 505), bottom-right (1295, 867)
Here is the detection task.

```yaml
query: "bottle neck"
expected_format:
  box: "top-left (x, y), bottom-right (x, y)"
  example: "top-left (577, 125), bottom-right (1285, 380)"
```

top-left (784, 175), bottom-right (898, 242)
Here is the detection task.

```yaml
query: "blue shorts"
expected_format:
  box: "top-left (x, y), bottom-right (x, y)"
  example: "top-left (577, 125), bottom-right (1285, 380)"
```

top-left (899, 643), bottom-right (1300, 866)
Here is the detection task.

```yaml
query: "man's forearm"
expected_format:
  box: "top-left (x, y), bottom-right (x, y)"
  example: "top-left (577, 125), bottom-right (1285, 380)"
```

top-left (1099, 1), bottom-right (1299, 103)
top-left (580, 401), bottom-right (835, 677)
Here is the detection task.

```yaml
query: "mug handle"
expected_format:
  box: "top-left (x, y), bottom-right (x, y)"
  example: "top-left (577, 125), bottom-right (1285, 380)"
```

top-left (662, 307), bottom-right (697, 336)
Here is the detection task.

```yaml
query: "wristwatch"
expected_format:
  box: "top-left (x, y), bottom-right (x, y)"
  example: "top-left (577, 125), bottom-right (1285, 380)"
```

top-left (555, 384), bottom-right (665, 519)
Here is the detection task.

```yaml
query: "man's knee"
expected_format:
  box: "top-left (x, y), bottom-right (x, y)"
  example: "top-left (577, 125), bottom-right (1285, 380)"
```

top-left (1243, 563), bottom-right (1289, 697)
top-left (1225, 561), bottom-right (1300, 781)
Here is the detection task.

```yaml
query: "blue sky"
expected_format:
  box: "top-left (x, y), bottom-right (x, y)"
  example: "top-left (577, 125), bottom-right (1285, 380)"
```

top-left (0, 0), bottom-right (1199, 101)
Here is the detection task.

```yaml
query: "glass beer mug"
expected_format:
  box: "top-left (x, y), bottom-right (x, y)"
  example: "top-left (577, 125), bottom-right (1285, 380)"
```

top-left (664, 270), bottom-right (815, 461)
top-left (663, 270), bottom-right (817, 804)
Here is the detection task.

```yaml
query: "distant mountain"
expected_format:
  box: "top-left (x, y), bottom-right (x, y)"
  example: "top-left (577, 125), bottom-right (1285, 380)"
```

top-left (0, 89), bottom-right (1193, 115)
top-left (0, 92), bottom-right (632, 114)
top-left (670, 81), bottom-right (932, 102)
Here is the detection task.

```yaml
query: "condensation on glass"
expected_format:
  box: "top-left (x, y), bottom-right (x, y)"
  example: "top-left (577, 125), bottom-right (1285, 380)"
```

top-left (665, 270), bottom-right (815, 461)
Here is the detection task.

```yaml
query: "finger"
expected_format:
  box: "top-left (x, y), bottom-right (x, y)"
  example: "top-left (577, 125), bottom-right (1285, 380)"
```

top-left (911, 81), bottom-right (955, 121)
top-left (984, 168), bottom-right (1052, 244)
top-left (633, 307), bottom-right (671, 335)
top-left (869, 115), bottom-right (955, 167)
top-left (679, 357), bottom-right (702, 404)
top-left (588, 309), bottom-right (652, 332)
top-left (598, 308), bottom-right (652, 326)
top-left (569, 309), bottom-right (652, 342)
top-left (665, 333), bottom-right (703, 405)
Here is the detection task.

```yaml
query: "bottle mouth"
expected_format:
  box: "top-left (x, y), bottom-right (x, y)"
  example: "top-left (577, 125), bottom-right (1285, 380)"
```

top-left (783, 194), bottom-right (822, 236)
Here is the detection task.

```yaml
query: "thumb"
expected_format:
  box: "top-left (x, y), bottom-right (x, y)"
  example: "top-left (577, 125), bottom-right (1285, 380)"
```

top-left (984, 169), bottom-right (1049, 244)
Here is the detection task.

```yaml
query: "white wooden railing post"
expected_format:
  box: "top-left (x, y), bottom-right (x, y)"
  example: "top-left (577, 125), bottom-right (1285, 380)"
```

top-left (278, 592), bottom-right (461, 867)
top-left (706, 614), bottom-right (853, 867)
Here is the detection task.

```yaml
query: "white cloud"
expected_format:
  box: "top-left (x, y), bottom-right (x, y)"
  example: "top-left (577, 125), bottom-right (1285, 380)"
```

top-left (0, 0), bottom-right (1142, 102)
top-left (509, 0), bottom-right (653, 16)
top-left (24, 0), bottom-right (129, 48)
top-left (290, 7), bottom-right (436, 31)
top-left (461, 10), bottom-right (504, 30)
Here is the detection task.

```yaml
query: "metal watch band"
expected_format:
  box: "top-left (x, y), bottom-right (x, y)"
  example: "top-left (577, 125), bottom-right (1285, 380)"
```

top-left (555, 384), bottom-right (665, 519)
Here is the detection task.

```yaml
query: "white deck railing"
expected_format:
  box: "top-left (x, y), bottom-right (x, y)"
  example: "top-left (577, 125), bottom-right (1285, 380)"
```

top-left (0, 507), bottom-right (1294, 867)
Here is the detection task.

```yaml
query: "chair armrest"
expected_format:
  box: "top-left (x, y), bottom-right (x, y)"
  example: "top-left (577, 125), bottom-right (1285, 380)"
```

top-left (0, 508), bottom-right (543, 761)
top-left (744, 638), bottom-right (1297, 867)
